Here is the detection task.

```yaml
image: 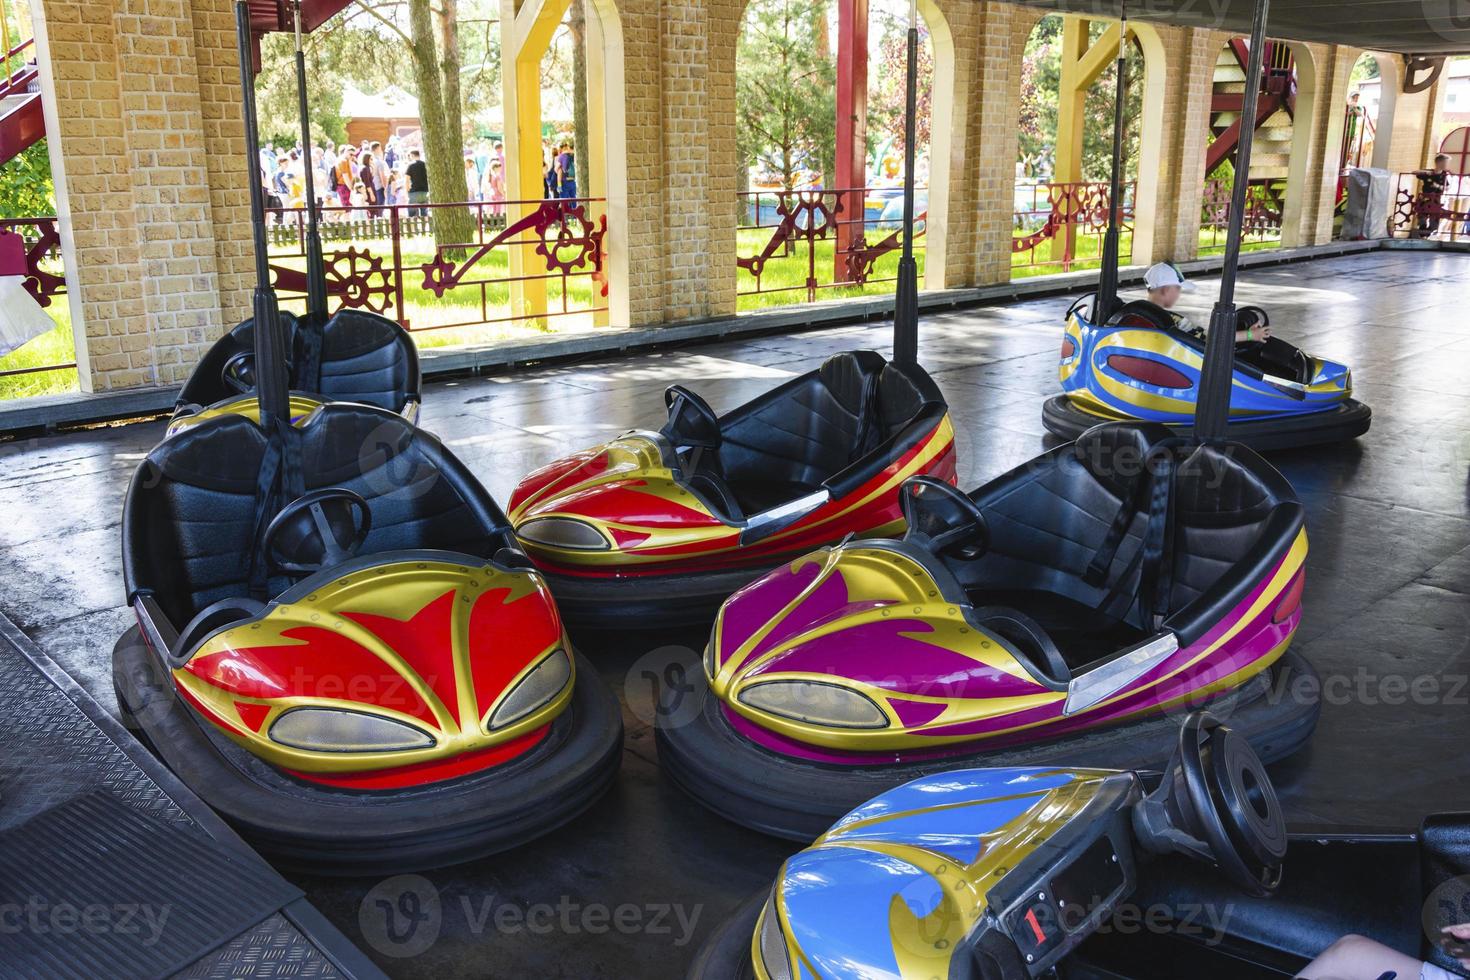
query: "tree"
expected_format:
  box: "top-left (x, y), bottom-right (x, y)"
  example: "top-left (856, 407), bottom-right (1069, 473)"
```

top-left (351, 0), bottom-right (475, 251)
top-left (736, 0), bottom-right (836, 190)
top-left (569, 0), bottom-right (590, 199)
top-left (1017, 16), bottom-right (1143, 183)
top-left (866, 18), bottom-right (933, 168)
top-left (0, 140), bottom-right (53, 220)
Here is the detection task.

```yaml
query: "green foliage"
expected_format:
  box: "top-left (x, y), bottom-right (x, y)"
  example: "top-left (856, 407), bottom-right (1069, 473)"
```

top-left (256, 24), bottom-right (405, 149)
top-left (1018, 16), bottom-right (1145, 183)
top-left (866, 15), bottom-right (933, 167)
top-left (737, 0), bottom-right (836, 189)
top-left (0, 139), bottom-right (53, 219)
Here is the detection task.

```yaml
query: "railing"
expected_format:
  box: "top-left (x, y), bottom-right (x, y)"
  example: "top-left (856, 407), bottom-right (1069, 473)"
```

top-left (0, 0), bottom-right (35, 97)
top-left (265, 198), bottom-right (608, 334)
top-left (1199, 176), bottom-right (1284, 253)
top-left (735, 186), bottom-right (926, 308)
top-left (1341, 104), bottom-right (1376, 172)
top-left (1011, 181), bottom-right (1134, 276)
top-left (0, 218), bottom-right (73, 391)
top-left (1390, 172), bottom-right (1470, 241)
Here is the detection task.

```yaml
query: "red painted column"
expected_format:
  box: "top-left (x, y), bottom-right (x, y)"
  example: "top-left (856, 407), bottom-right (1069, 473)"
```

top-left (834, 0), bottom-right (868, 283)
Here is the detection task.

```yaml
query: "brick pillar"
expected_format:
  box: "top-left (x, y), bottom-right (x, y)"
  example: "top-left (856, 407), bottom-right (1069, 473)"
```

top-left (33, 0), bottom-right (253, 393)
top-left (1137, 25), bottom-right (1217, 265)
top-left (946, 2), bottom-right (1040, 287)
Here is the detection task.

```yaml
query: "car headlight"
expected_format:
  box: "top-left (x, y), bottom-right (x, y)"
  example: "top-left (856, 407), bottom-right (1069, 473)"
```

top-left (269, 707), bottom-right (436, 753)
top-left (487, 648), bottom-right (573, 730)
top-left (756, 890), bottom-right (794, 980)
top-left (517, 517), bottom-right (610, 551)
top-left (738, 680), bottom-right (889, 729)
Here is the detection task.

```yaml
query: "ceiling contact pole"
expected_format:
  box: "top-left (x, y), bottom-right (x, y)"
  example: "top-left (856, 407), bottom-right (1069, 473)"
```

top-left (1094, 4), bottom-right (1128, 323)
top-left (235, 0), bottom-right (290, 426)
top-left (293, 1), bottom-right (328, 321)
top-left (892, 0), bottom-right (920, 365)
top-left (1194, 0), bottom-right (1270, 440)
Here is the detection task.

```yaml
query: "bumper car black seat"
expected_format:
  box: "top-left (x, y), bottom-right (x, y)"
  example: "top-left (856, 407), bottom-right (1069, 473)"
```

top-left (175, 309), bottom-right (420, 417)
top-left (717, 350), bottom-right (947, 513)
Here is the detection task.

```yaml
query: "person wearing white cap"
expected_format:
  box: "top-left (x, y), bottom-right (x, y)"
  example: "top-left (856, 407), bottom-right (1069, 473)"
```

top-left (1143, 262), bottom-right (1270, 345)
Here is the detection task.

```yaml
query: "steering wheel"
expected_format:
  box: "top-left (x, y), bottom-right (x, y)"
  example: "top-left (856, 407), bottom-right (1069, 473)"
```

top-left (662, 385), bottom-right (722, 452)
top-left (1237, 305), bottom-right (1270, 330)
top-left (221, 350), bottom-right (259, 395)
top-left (900, 477), bottom-right (990, 560)
top-left (1176, 713), bottom-right (1287, 897)
top-left (1107, 299), bottom-right (1176, 332)
top-left (263, 488), bottom-right (372, 576)
top-left (1065, 293), bottom-right (1097, 323)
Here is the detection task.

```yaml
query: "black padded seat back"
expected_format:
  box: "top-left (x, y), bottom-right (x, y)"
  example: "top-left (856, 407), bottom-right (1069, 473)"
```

top-left (875, 361), bottom-right (942, 441)
top-left (1073, 421), bottom-right (1173, 499)
top-left (1166, 442), bottom-right (1285, 613)
top-left (296, 405), bottom-right (510, 559)
top-left (123, 415), bottom-right (277, 628)
top-left (311, 309), bottom-right (420, 413)
top-left (963, 424), bottom-right (1174, 608)
top-left (123, 405), bottom-right (513, 630)
top-left (176, 312), bottom-right (301, 410)
top-left (718, 351), bottom-right (887, 495)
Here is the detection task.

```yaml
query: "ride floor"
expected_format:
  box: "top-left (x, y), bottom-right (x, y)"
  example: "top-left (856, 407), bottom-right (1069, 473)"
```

top-left (1, 249), bottom-right (1467, 977)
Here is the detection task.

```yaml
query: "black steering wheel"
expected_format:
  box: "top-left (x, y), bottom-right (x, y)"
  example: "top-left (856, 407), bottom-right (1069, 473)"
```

top-left (900, 477), bottom-right (990, 560)
top-left (1065, 293), bottom-right (1096, 322)
top-left (1107, 299), bottom-right (1176, 332)
top-left (263, 488), bottom-right (372, 576)
top-left (221, 350), bottom-right (259, 396)
top-left (662, 385), bottom-right (722, 451)
top-left (1176, 713), bottom-right (1287, 896)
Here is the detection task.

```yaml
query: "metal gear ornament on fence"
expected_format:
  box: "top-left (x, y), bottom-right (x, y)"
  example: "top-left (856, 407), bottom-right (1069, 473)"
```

top-left (325, 247), bottom-right (394, 314)
top-left (2, 219), bottom-right (65, 307)
top-left (737, 190), bottom-right (841, 283)
top-left (421, 200), bottom-right (608, 300)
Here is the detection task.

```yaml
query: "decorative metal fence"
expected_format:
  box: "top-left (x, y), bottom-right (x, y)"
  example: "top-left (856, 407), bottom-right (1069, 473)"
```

top-left (0, 217), bottom-right (72, 386)
top-left (1199, 177), bottom-right (1284, 253)
top-left (1011, 181), bottom-right (1135, 275)
top-left (735, 186), bottom-right (926, 306)
top-left (265, 198), bottom-right (608, 334)
top-left (1390, 172), bottom-right (1470, 241)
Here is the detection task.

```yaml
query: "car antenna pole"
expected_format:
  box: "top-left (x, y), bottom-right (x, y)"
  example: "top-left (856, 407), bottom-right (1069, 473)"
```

top-left (293, 1), bottom-right (328, 322)
top-left (892, 0), bottom-right (920, 365)
top-left (1195, 0), bottom-right (1270, 440)
top-left (1094, 2), bottom-right (1128, 324)
top-left (235, 0), bottom-right (290, 427)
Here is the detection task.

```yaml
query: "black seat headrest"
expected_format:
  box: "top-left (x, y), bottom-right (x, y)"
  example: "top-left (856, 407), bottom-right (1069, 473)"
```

top-left (1172, 443), bottom-right (1289, 524)
top-left (818, 351), bottom-right (887, 415)
top-left (1072, 422), bottom-right (1174, 498)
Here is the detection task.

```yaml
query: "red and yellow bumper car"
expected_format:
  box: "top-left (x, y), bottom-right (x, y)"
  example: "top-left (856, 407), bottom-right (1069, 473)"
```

top-left (508, 351), bottom-right (956, 628)
top-left (113, 402), bottom-right (621, 873)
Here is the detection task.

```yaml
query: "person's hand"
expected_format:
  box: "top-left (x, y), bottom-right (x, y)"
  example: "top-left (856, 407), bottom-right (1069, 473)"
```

top-left (1442, 923), bottom-right (1470, 968)
top-left (1257, 324), bottom-right (1273, 341)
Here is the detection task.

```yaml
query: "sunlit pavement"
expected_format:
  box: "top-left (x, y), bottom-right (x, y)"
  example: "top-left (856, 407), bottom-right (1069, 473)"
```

top-left (1, 248), bottom-right (1467, 977)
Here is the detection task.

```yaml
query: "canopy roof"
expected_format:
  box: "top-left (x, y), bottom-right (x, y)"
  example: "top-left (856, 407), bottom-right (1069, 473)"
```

top-left (1005, 0), bottom-right (1470, 56)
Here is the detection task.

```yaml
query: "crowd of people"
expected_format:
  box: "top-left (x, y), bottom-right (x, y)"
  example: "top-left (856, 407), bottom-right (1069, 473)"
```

top-left (258, 134), bottom-right (581, 225)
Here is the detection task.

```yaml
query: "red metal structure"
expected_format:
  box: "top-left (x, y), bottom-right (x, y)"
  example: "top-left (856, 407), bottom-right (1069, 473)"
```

top-left (1207, 39), bottom-right (1295, 176)
top-left (1011, 181), bottom-right (1134, 275)
top-left (736, 186), bottom-right (926, 304)
top-left (265, 198), bottom-right (608, 332)
top-left (0, 8), bottom-right (43, 167)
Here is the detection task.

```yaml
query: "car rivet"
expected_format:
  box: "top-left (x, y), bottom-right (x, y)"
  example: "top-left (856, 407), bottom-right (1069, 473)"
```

top-left (981, 640), bottom-right (990, 648)
top-left (308, 594), bottom-right (317, 602)
top-left (913, 606), bottom-right (921, 613)
top-left (310, 614), bottom-right (320, 622)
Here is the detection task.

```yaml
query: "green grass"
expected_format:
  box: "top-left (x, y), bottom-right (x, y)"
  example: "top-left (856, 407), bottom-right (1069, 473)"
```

top-left (0, 221), bottom-right (1289, 403)
top-left (734, 229), bottom-right (925, 312)
top-left (268, 228), bottom-right (605, 348)
top-left (0, 300), bottom-right (78, 401)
